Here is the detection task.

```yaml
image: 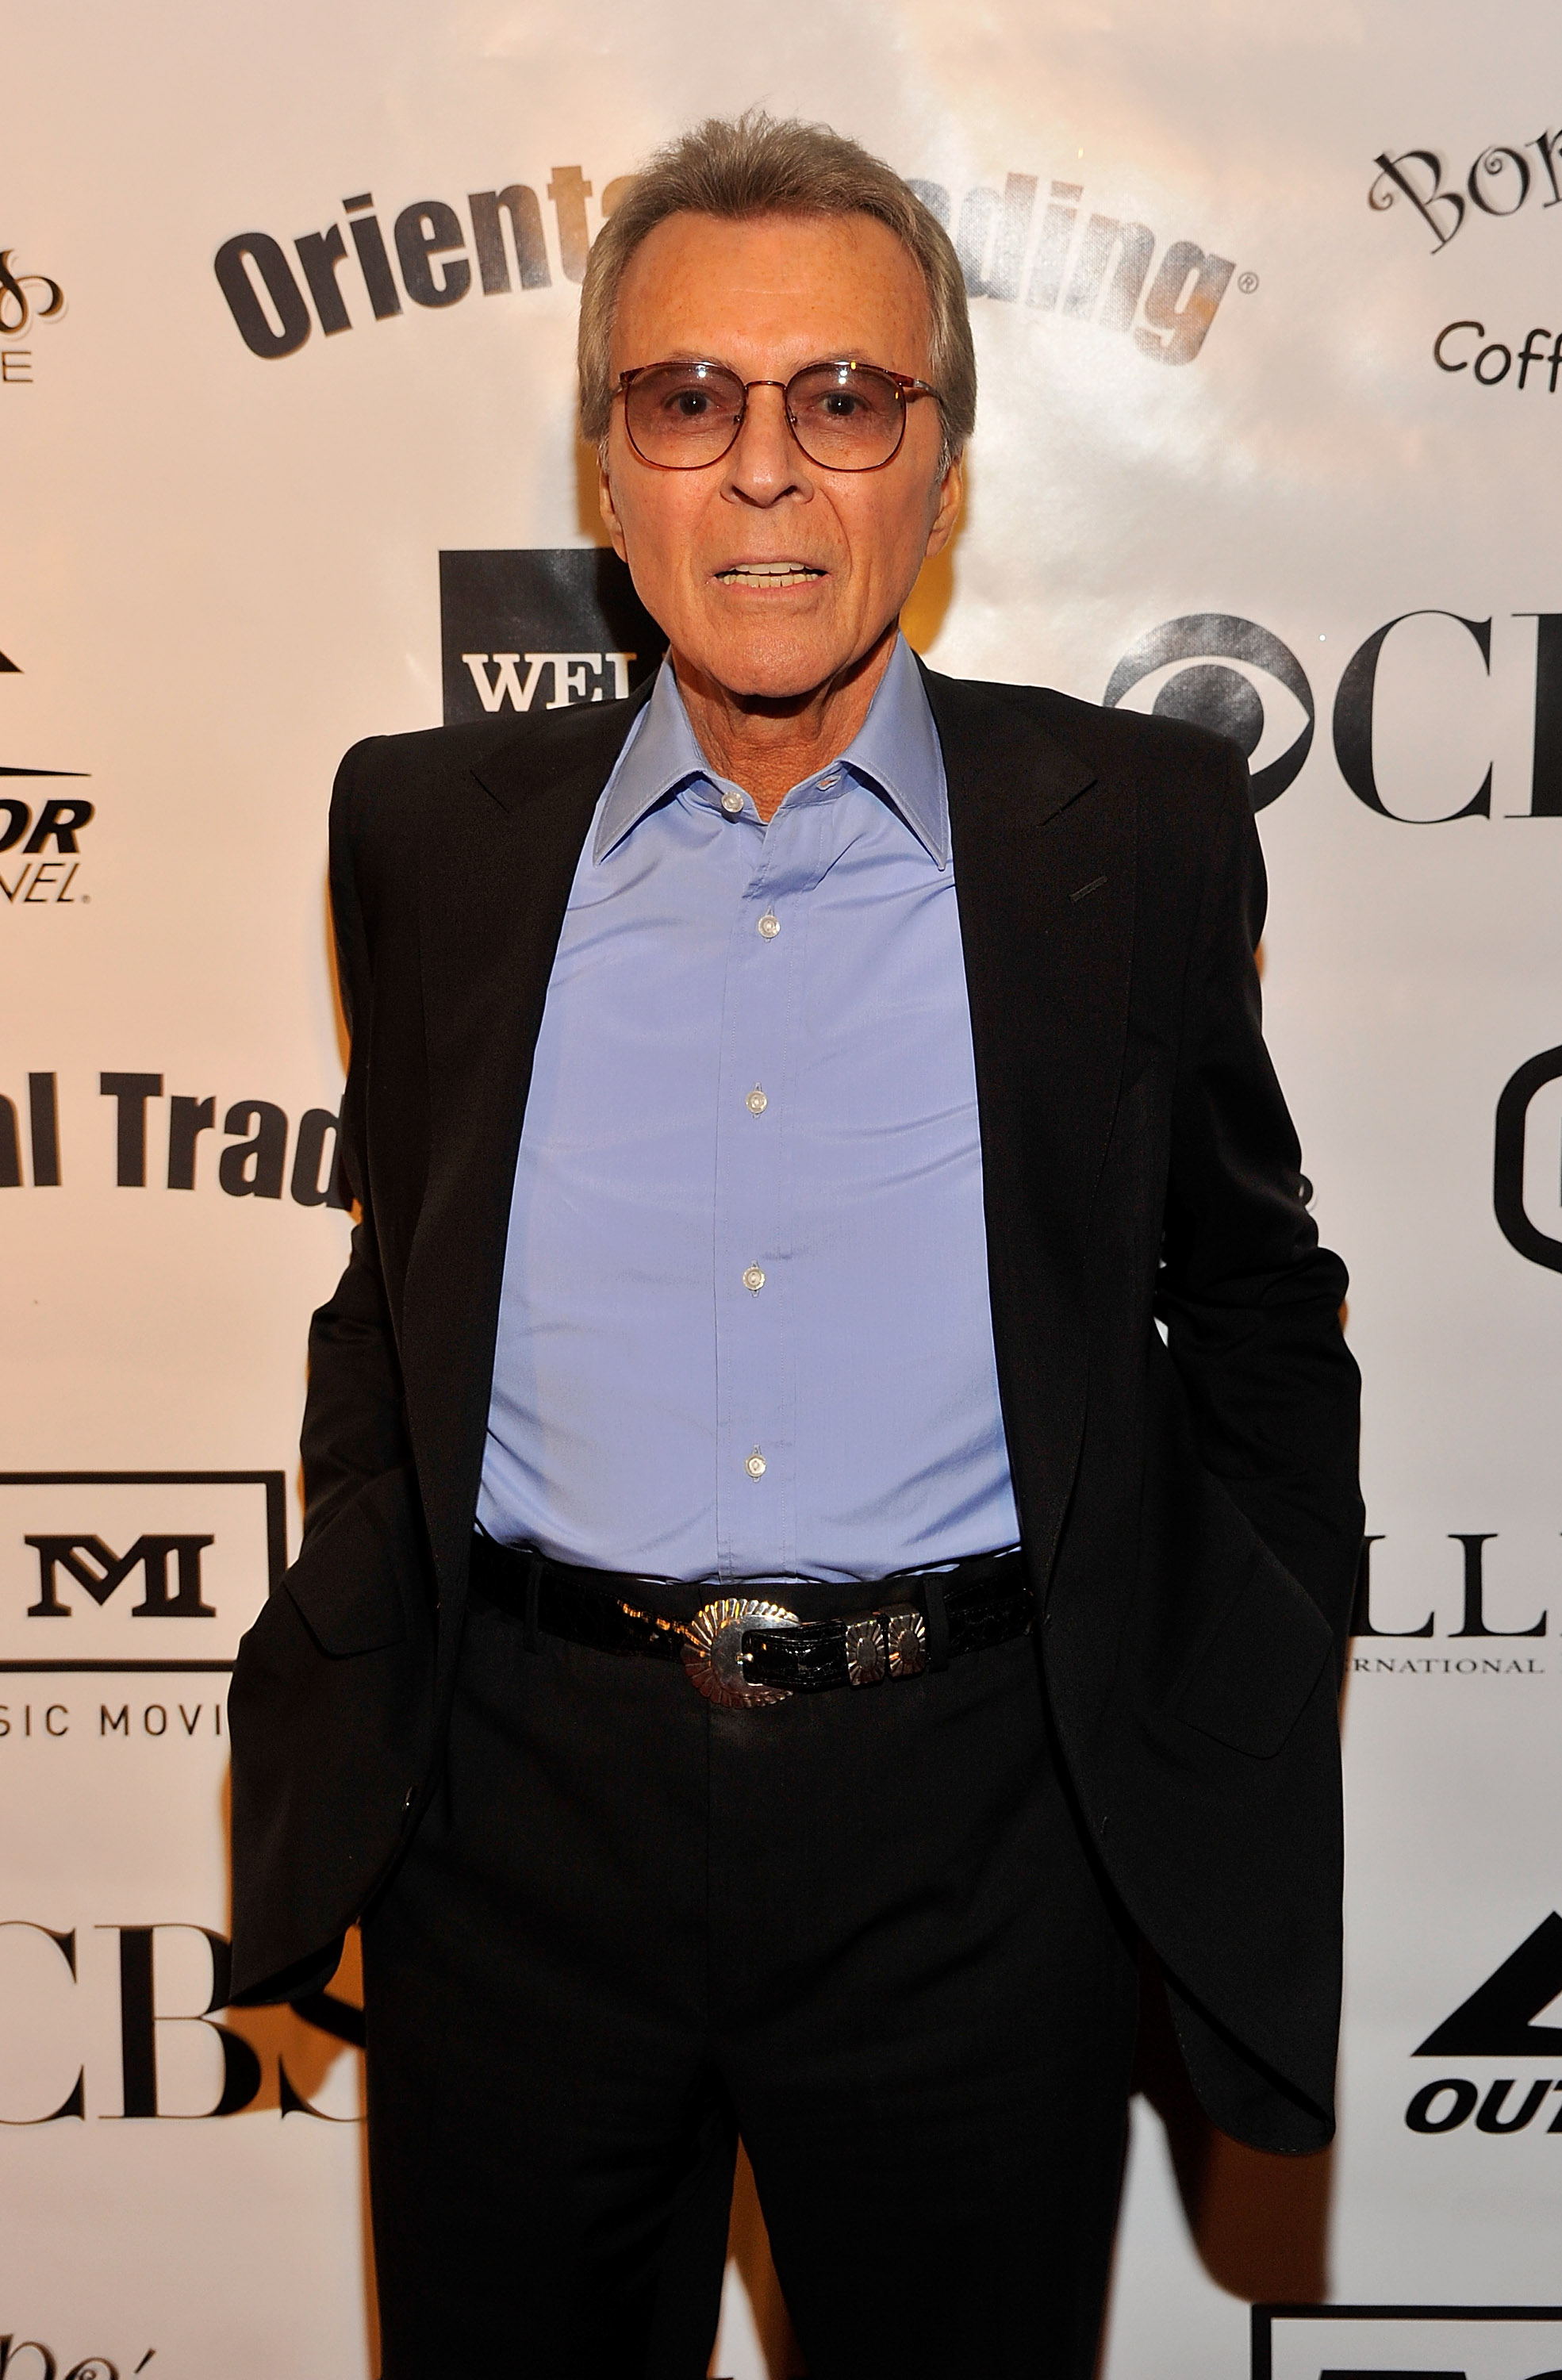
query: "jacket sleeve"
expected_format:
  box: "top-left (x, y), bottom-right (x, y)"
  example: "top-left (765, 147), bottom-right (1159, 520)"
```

top-left (297, 739), bottom-right (413, 1548)
top-left (1156, 743), bottom-right (1364, 1652)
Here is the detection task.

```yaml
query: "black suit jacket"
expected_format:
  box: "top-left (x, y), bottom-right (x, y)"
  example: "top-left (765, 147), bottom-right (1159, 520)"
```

top-left (228, 662), bottom-right (1364, 2154)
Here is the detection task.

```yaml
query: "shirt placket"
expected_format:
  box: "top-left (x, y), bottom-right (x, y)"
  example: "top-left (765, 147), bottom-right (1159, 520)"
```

top-left (711, 793), bottom-right (826, 1583)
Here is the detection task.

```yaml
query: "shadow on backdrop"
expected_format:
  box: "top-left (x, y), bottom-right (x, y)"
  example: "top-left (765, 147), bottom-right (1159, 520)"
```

top-left (1131, 1953), bottom-right (1334, 2305)
top-left (712, 2147), bottom-right (808, 2380)
top-left (576, 432), bottom-right (608, 543)
top-left (221, 1768), bottom-right (380, 2372)
top-left (901, 537), bottom-right (955, 657)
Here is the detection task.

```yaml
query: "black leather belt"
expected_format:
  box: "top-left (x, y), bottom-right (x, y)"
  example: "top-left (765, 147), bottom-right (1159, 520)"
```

top-left (469, 1535), bottom-right (1032, 1710)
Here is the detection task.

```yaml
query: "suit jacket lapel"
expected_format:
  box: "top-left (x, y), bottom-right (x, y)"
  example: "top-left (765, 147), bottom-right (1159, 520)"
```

top-left (400, 694), bottom-right (648, 1603)
top-left (922, 666), bottom-right (1134, 1586)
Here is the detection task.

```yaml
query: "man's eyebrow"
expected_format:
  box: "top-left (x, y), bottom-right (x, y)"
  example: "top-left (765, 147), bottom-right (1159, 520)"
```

top-left (626, 350), bottom-right (900, 372)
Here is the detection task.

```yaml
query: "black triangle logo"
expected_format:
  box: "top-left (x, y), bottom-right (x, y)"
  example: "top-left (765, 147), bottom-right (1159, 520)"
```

top-left (1414, 1912), bottom-right (1562, 2054)
top-left (0, 649), bottom-right (18, 673)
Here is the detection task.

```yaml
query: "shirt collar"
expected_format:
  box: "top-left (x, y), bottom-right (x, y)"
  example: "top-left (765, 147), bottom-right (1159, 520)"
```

top-left (593, 631), bottom-right (949, 869)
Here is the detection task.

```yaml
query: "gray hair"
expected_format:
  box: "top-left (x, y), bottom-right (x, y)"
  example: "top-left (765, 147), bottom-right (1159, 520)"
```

top-left (578, 110), bottom-right (976, 466)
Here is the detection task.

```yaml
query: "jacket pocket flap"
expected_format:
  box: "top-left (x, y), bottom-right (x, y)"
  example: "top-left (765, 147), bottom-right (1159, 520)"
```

top-left (1172, 1542), bottom-right (1334, 1759)
top-left (282, 1466), bottom-right (420, 1658)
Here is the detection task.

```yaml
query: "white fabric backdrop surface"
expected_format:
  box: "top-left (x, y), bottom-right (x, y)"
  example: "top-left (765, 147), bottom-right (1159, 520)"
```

top-left (4, 4), bottom-right (1560, 2374)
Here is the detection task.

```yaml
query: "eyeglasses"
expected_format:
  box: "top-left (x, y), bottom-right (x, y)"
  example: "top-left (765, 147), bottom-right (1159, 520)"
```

top-left (614, 358), bottom-right (943, 473)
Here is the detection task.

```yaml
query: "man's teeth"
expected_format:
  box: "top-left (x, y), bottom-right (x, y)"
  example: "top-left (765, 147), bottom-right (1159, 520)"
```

top-left (717, 563), bottom-right (824, 588)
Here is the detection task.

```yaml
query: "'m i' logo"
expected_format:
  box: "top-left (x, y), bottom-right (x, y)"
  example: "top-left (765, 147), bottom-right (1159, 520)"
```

top-left (0, 1476), bottom-right (283, 1671)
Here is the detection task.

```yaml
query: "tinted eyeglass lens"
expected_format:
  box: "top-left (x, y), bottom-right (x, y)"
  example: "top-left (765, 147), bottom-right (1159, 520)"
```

top-left (623, 361), bottom-right (911, 468)
top-left (787, 363), bottom-right (904, 466)
top-left (624, 363), bottom-right (746, 464)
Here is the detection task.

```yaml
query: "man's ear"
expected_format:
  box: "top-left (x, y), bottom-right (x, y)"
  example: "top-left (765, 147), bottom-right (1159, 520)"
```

top-left (598, 453), bottom-right (629, 562)
top-left (923, 458), bottom-right (963, 562)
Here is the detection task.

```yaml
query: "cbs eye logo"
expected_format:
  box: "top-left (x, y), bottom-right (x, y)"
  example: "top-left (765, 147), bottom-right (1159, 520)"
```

top-left (1103, 612), bottom-right (1315, 811)
top-left (1495, 1046), bottom-right (1562, 1276)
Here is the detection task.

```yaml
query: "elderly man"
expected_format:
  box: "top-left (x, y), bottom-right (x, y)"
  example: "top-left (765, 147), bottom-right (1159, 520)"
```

top-left (230, 112), bottom-right (1364, 2380)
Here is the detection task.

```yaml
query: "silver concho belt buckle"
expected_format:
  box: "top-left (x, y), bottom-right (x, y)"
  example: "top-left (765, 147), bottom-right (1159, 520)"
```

top-left (681, 1597), bottom-right (798, 1708)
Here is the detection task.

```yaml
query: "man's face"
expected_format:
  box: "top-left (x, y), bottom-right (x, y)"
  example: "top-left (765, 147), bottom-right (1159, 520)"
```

top-left (599, 209), bottom-right (961, 702)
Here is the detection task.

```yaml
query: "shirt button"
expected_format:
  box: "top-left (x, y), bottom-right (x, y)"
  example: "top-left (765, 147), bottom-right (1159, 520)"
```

top-left (743, 1265), bottom-right (766, 1294)
top-left (758, 911), bottom-right (781, 939)
top-left (720, 789), bottom-right (744, 816)
top-left (745, 1086), bottom-right (768, 1115)
top-left (746, 1449), bottom-right (767, 1479)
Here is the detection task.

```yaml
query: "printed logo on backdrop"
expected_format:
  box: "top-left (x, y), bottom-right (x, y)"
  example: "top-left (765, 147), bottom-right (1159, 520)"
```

top-left (1253, 2301), bottom-right (1562, 2380)
top-left (910, 173), bottom-right (1239, 365)
top-left (213, 169), bottom-right (610, 359)
top-left (0, 1474), bottom-right (283, 1676)
top-left (0, 247), bottom-right (66, 387)
top-left (1494, 1047), bottom-right (1562, 1273)
top-left (1105, 609), bottom-right (1562, 820)
top-left (1372, 131), bottom-right (1562, 251)
top-left (1368, 127), bottom-right (1562, 396)
top-left (0, 1920), bottom-right (363, 2125)
top-left (0, 1073), bottom-right (351, 1203)
top-left (1347, 1534), bottom-right (1556, 1680)
top-left (439, 549), bottom-right (662, 724)
top-left (0, 2338), bottom-right (152, 2378)
top-left (213, 163), bottom-right (1240, 370)
top-left (1403, 1916), bottom-right (1562, 2140)
top-left (1103, 616), bottom-right (1314, 809)
top-left (0, 644), bottom-right (92, 911)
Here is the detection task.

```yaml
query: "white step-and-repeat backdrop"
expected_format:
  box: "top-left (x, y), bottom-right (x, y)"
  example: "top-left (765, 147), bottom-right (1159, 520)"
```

top-left (5, 3), bottom-right (1560, 2374)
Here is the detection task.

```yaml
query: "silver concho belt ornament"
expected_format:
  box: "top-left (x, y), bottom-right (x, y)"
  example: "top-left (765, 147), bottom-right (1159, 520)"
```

top-left (681, 1597), bottom-right (799, 1707)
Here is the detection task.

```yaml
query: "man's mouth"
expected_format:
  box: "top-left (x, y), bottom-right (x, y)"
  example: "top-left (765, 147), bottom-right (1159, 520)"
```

top-left (715, 562), bottom-right (827, 589)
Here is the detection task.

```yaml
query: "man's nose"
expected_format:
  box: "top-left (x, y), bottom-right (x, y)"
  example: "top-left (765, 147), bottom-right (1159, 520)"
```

top-left (723, 383), bottom-right (812, 505)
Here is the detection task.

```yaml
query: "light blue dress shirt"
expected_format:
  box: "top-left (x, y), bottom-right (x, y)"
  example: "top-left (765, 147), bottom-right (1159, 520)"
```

top-left (477, 632), bottom-right (1020, 1586)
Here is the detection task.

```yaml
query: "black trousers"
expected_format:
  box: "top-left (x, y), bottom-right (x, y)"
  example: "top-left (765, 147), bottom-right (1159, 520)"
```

top-left (362, 1580), bottom-right (1140, 2379)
